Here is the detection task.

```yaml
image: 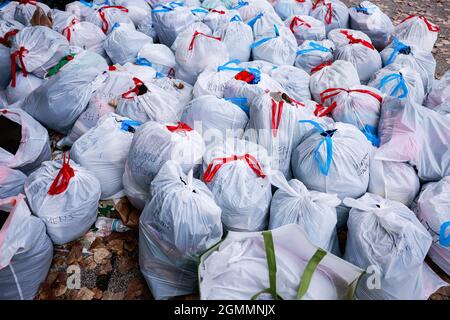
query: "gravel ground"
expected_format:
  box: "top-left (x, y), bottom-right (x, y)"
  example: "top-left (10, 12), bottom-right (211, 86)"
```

top-left (32, 0), bottom-right (450, 301)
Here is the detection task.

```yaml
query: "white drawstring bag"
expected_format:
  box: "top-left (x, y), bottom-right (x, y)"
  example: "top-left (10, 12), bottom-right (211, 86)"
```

top-left (270, 65), bottom-right (311, 101)
top-left (244, 92), bottom-right (325, 178)
top-left (310, 0), bottom-right (349, 34)
top-left (392, 15), bottom-right (440, 53)
top-left (10, 26), bottom-right (70, 80)
top-left (0, 108), bottom-right (51, 174)
top-left (14, 1), bottom-right (51, 26)
top-left (328, 29), bottom-right (382, 83)
top-left (376, 96), bottom-right (450, 182)
top-left (151, 76), bottom-right (193, 107)
top-left (227, 0), bottom-right (277, 23)
top-left (6, 72), bottom-right (42, 104)
top-left (284, 15), bottom-right (325, 46)
top-left (221, 15), bottom-right (253, 62)
top-left (152, 3), bottom-right (197, 47)
top-left (425, 70), bottom-right (450, 112)
top-left (0, 166), bottom-right (26, 199)
top-left (104, 24), bottom-right (153, 65)
top-left (193, 60), bottom-right (243, 98)
top-left (71, 113), bottom-right (141, 200)
top-left (51, 9), bottom-right (78, 34)
top-left (309, 60), bottom-right (360, 102)
top-left (117, 78), bottom-right (183, 124)
top-left (113, 0), bottom-right (150, 26)
top-left (348, 1), bottom-right (393, 51)
top-left (136, 43), bottom-right (175, 77)
top-left (24, 156), bottom-right (101, 245)
top-left (344, 193), bottom-right (433, 300)
top-left (170, 20), bottom-right (211, 52)
top-left (128, 121), bottom-right (205, 190)
top-left (65, 0), bottom-right (106, 20)
top-left (86, 5), bottom-right (134, 35)
top-left (250, 25), bottom-right (297, 66)
top-left (295, 39), bottom-right (334, 74)
top-left (202, 138), bottom-right (272, 231)
top-left (292, 121), bottom-right (371, 228)
top-left (182, 95), bottom-right (249, 144)
top-left (0, 44), bottom-right (11, 89)
top-left (414, 177), bottom-right (450, 275)
top-left (202, 7), bottom-right (238, 36)
top-left (175, 29), bottom-right (229, 85)
top-left (275, 0), bottom-right (312, 21)
top-left (123, 160), bottom-right (148, 210)
top-left (239, 59), bottom-right (278, 74)
top-left (139, 160), bottom-right (223, 300)
top-left (368, 151), bottom-right (420, 207)
top-left (381, 39), bottom-right (436, 93)
top-left (367, 65), bottom-right (425, 104)
top-left (0, 16), bottom-right (23, 39)
top-left (246, 11), bottom-right (283, 39)
top-left (22, 50), bottom-right (108, 133)
top-left (0, 195), bottom-right (53, 300)
top-left (269, 179), bottom-right (339, 251)
top-left (318, 85), bottom-right (382, 146)
top-left (199, 224), bottom-right (364, 300)
top-left (59, 19), bottom-right (107, 58)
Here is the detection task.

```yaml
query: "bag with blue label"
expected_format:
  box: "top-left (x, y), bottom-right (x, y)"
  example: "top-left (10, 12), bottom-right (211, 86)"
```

top-left (414, 176), bottom-right (450, 276)
top-left (291, 120), bottom-right (371, 229)
top-left (71, 113), bottom-right (141, 199)
top-left (221, 14), bottom-right (254, 62)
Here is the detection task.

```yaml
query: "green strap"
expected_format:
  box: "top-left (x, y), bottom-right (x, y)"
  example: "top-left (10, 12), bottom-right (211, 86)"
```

top-left (296, 248), bottom-right (327, 300)
top-left (251, 231), bottom-right (283, 300)
top-left (46, 54), bottom-right (76, 78)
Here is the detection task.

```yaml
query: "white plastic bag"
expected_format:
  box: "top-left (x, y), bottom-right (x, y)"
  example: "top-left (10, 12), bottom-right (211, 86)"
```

top-left (116, 78), bottom-right (183, 123)
top-left (193, 60), bottom-right (243, 98)
top-left (104, 23), bottom-right (153, 65)
top-left (86, 5), bottom-right (134, 35)
top-left (309, 60), bottom-right (360, 102)
top-left (0, 108), bottom-right (51, 174)
top-left (344, 193), bottom-right (432, 300)
top-left (60, 19), bottom-right (107, 58)
top-left (221, 15), bottom-right (253, 62)
top-left (376, 97), bottom-right (450, 182)
top-left (348, 1), bottom-right (393, 51)
top-left (174, 28), bottom-right (229, 85)
top-left (0, 194), bottom-right (53, 300)
top-left (113, 0), bottom-right (150, 26)
top-left (367, 65), bottom-right (424, 104)
top-left (151, 76), bottom-right (193, 107)
top-left (152, 2), bottom-right (196, 47)
top-left (295, 39), bottom-right (334, 74)
top-left (24, 155), bottom-right (101, 245)
top-left (414, 177), bottom-right (450, 275)
top-left (123, 160), bottom-right (148, 210)
top-left (202, 138), bottom-right (272, 231)
top-left (270, 65), bottom-right (311, 101)
top-left (22, 50), bottom-right (108, 133)
top-left (10, 26), bottom-right (70, 81)
top-left (392, 15), bottom-right (439, 53)
top-left (0, 0), bottom-right (18, 22)
top-left (284, 15), bottom-right (325, 46)
top-left (0, 166), bottom-right (26, 199)
top-left (310, 0), bottom-right (349, 34)
top-left (318, 85), bottom-right (382, 146)
top-left (275, 0), bottom-right (312, 21)
top-left (246, 11), bottom-right (283, 39)
top-left (199, 224), bottom-right (364, 300)
top-left (250, 25), bottom-right (297, 66)
top-left (426, 70), bottom-right (450, 111)
top-left (269, 179), bottom-right (339, 251)
top-left (128, 121), bottom-right (205, 189)
top-left (328, 29), bottom-right (382, 83)
top-left (136, 43), bottom-right (175, 77)
top-left (381, 38), bottom-right (436, 93)
top-left (368, 151), bottom-right (420, 207)
top-left (139, 160), bottom-right (222, 300)
top-left (71, 113), bottom-right (140, 200)
top-left (0, 44), bottom-right (11, 89)
top-left (14, 1), bottom-right (51, 26)
top-left (181, 95), bottom-right (249, 144)
top-left (292, 121), bottom-right (371, 228)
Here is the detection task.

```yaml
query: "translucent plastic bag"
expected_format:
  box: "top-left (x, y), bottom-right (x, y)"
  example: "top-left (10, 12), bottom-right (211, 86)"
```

top-left (0, 166), bottom-right (26, 199)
